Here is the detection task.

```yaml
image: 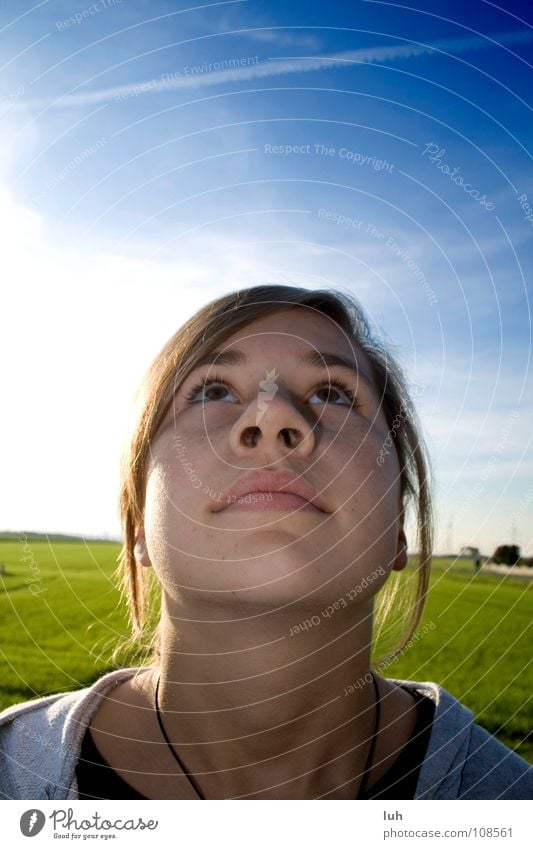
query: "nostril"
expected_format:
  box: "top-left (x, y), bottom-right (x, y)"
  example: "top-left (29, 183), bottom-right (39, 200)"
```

top-left (282, 427), bottom-right (300, 447)
top-left (242, 426), bottom-right (260, 447)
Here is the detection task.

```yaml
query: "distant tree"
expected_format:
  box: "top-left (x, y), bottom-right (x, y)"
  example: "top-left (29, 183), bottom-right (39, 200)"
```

top-left (492, 545), bottom-right (505, 564)
top-left (492, 544), bottom-right (521, 565)
top-left (459, 545), bottom-right (479, 558)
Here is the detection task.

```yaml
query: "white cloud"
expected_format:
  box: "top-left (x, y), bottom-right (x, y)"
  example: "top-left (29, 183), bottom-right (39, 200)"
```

top-left (0, 186), bottom-right (220, 536)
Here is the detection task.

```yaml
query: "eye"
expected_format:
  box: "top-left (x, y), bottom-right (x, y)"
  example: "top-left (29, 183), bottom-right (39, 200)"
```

top-left (308, 379), bottom-right (360, 408)
top-left (183, 374), bottom-right (236, 404)
top-left (183, 374), bottom-right (360, 408)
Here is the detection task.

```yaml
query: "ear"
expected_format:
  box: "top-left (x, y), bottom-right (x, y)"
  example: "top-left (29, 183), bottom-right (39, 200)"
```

top-left (134, 525), bottom-right (152, 569)
top-left (391, 528), bottom-right (408, 572)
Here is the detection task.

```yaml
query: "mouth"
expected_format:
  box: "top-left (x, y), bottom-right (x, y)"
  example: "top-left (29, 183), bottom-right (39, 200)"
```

top-left (214, 468), bottom-right (329, 514)
top-left (221, 491), bottom-right (324, 513)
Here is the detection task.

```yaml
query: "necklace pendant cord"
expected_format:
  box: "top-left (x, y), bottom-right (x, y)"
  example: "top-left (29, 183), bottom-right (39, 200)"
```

top-left (356, 671), bottom-right (381, 799)
top-left (154, 675), bottom-right (206, 800)
top-left (154, 671), bottom-right (380, 801)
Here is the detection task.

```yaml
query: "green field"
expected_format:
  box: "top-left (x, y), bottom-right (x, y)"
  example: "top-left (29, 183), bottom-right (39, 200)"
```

top-left (0, 540), bottom-right (531, 763)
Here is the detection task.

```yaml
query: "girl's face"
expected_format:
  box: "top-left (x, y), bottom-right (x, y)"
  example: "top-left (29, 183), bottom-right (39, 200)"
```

top-left (139, 308), bottom-right (407, 612)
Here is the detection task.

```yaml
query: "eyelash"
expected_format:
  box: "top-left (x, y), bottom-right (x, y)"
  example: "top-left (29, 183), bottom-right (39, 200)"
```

top-left (183, 373), bottom-right (361, 408)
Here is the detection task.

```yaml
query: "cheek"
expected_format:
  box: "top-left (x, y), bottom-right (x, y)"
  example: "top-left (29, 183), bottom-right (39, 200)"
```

top-left (142, 462), bottom-right (207, 596)
top-left (143, 459), bottom-right (196, 554)
top-left (330, 422), bottom-right (402, 521)
top-left (149, 429), bottom-right (209, 502)
top-left (329, 415), bottom-right (395, 474)
top-left (172, 404), bottom-right (234, 443)
top-left (143, 464), bottom-right (171, 549)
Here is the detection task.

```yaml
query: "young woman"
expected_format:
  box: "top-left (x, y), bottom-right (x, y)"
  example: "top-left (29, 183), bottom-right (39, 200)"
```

top-left (1, 285), bottom-right (531, 800)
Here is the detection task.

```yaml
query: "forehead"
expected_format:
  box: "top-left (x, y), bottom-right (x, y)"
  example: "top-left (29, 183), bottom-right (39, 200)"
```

top-left (217, 308), bottom-right (374, 377)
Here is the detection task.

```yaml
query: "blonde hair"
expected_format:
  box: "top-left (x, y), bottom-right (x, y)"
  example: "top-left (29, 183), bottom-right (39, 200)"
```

top-left (112, 285), bottom-right (433, 668)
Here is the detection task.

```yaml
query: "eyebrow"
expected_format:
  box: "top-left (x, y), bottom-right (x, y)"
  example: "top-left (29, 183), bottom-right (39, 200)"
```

top-left (190, 348), bottom-right (374, 387)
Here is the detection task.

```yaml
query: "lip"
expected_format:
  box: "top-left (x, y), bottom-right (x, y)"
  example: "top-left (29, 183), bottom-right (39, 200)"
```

top-left (214, 469), bottom-right (328, 513)
top-left (223, 491), bottom-right (322, 513)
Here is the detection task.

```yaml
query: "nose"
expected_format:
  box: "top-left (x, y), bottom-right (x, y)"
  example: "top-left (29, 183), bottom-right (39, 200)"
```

top-left (228, 386), bottom-right (318, 458)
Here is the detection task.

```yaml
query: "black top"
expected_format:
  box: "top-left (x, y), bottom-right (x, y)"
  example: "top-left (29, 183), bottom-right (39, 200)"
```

top-left (76, 686), bottom-right (435, 800)
top-left (359, 687), bottom-right (435, 799)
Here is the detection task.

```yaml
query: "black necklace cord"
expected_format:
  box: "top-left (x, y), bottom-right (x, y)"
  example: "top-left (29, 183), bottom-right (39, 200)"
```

top-left (356, 671), bottom-right (381, 799)
top-left (154, 674), bottom-right (206, 800)
top-left (154, 670), bottom-right (380, 800)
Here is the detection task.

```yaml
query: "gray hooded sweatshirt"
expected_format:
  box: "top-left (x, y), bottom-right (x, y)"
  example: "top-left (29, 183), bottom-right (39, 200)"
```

top-left (0, 667), bottom-right (531, 800)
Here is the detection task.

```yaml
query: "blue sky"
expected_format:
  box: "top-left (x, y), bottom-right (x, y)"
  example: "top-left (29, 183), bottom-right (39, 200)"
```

top-left (0, 0), bottom-right (532, 555)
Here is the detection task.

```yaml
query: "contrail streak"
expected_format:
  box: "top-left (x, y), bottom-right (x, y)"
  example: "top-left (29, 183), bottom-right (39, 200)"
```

top-left (6, 27), bottom-right (533, 112)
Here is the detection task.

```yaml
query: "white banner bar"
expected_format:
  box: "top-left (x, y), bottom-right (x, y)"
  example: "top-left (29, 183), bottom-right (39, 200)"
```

top-left (2, 799), bottom-right (530, 848)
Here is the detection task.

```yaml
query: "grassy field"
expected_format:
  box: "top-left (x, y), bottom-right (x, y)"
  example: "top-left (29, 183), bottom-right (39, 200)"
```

top-left (385, 558), bottom-right (532, 762)
top-left (0, 540), bottom-right (531, 763)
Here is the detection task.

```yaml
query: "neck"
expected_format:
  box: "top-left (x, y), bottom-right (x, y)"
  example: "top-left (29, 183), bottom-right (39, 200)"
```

top-left (148, 595), bottom-right (382, 799)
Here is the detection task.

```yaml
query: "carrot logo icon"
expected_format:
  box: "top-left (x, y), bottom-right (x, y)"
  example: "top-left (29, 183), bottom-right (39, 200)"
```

top-left (20, 809), bottom-right (46, 837)
top-left (255, 368), bottom-right (279, 425)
